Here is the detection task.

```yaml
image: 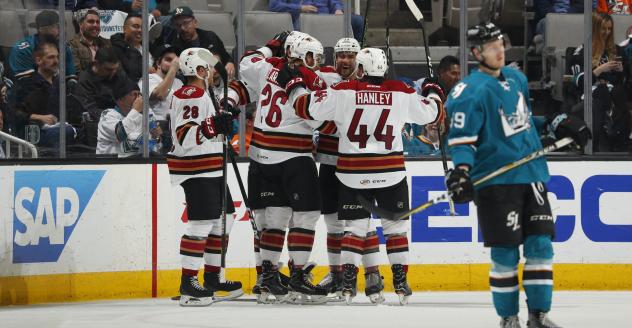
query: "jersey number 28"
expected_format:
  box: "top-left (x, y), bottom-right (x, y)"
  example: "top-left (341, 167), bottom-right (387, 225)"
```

top-left (347, 108), bottom-right (395, 149)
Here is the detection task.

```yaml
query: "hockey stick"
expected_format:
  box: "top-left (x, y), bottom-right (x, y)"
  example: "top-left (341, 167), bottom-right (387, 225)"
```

top-left (361, 0), bottom-right (371, 47)
top-left (385, 0), bottom-right (396, 79)
top-left (403, 0), bottom-right (455, 216)
top-left (357, 137), bottom-right (574, 221)
top-left (215, 62), bottom-right (230, 269)
top-left (226, 146), bottom-right (258, 238)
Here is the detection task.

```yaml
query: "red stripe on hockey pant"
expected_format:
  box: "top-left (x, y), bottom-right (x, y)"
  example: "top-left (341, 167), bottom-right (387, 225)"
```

top-left (182, 268), bottom-right (198, 277)
top-left (204, 265), bottom-right (221, 274)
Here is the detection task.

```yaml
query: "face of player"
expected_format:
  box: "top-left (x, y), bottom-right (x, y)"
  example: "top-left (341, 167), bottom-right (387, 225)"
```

top-left (81, 13), bottom-right (101, 40)
top-left (477, 39), bottom-right (505, 70)
top-left (438, 64), bottom-right (461, 92)
top-left (36, 45), bottom-right (59, 76)
top-left (335, 52), bottom-right (356, 79)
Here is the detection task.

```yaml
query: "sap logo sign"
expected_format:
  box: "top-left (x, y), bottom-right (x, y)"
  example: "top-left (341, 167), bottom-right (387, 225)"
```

top-left (13, 170), bottom-right (105, 263)
top-left (409, 175), bottom-right (632, 243)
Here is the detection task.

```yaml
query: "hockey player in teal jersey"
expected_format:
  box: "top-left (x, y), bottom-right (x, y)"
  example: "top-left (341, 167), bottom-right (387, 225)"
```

top-left (444, 22), bottom-right (590, 328)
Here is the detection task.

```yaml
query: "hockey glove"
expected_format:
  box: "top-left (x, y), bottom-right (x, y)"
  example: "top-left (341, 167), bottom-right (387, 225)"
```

top-left (276, 63), bottom-right (300, 88)
top-left (221, 101), bottom-right (241, 118)
top-left (266, 30), bottom-right (291, 57)
top-left (421, 77), bottom-right (447, 103)
top-left (445, 166), bottom-right (474, 203)
top-left (296, 66), bottom-right (326, 90)
top-left (200, 112), bottom-right (233, 139)
top-left (550, 113), bottom-right (591, 148)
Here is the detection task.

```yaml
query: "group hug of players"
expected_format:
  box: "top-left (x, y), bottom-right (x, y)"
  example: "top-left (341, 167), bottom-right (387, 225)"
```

top-left (166, 20), bottom-right (591, 328)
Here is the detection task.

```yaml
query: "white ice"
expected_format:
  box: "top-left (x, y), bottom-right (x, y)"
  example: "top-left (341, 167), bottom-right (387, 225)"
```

top-left (1, 291), bottom-right (630, 328)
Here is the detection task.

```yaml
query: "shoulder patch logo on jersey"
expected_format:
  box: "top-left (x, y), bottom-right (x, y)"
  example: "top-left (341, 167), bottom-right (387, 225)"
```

top-left (18, 42), bottom-right (30, 50)
top-left (499, 81), bottom-right (511, 92)
top-left (499, 91), bottom-right (531, 137)
top-left (12, 170), bottom-right (105, 263)
top-left (314, 89), bottom-right (327, 103)
top-left (451, 82), bottom-right (467, 98)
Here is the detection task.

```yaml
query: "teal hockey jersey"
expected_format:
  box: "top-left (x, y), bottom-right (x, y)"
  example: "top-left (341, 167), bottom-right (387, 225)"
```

top-left (445, 66), bottom-right (549, 189)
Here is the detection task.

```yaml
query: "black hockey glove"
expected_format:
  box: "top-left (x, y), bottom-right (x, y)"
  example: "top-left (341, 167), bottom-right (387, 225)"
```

top-left (421, 77), bottom-right (447, 103)
top-left (266, 30), bottom-right (291, 57)
top-left (445, 167), bottom-right (474, 203)
top-left (221, 101), bottom-right (241, 118)
top-left (276, 63), bottom-right (300, 89)
top-left (549, 113), bottom-right (591, 148)
top-left (200, 112), bottom-right (233, 139)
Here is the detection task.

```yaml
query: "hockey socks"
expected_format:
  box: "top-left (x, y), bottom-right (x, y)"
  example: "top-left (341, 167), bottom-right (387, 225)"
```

top-left (203, 234), bottom-right (223, 270)
top-left (490, 246), bottom-right (520, 317)
top-left (326, 232), bottom-right (343, 269)
top-left (362, 232), bottom-right (381, 268)
top-left (385, 234), bottom-right (409, 265)
top-left (180, 235), bottom-right (206, 277)
top-left (260, 229), bottom-right (286, 265)
top-left (523, 235), bottom-right (554, 313)
top-left (287, 227), bottom-right (315, 267)
top-left (341, 233), bottom-right (365, 266)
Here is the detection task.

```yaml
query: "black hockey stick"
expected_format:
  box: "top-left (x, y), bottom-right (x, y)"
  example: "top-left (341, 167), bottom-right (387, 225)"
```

top-left (361, 0), bottom-right (371, 47)
top-left (385, 0), bottom-right (396, 79)
top-left (403, 0), bottom-right (455, 216)
top-left (214, 61), bottom-right (230, 269)
top-left (357, 137), bottom-right (574, 220)
top-left (226, 146), bottom-right (259, 238)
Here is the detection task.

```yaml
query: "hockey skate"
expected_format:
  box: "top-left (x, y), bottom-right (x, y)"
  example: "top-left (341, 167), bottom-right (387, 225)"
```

top-left (364, 271), bottom-right (385, 304)
top-left (286, 262), bottom-right (329, 305)
top-left (179, 275), bottom-right (213, 307)
top-left (392, 264), bottom-right (412, 305)
top-left (318, 271), bottom-right (345, 302)
top-left (258, 260), bottom-right (288, 304)
top-left (527, 312), bottom-right (562, 328)
top-left (204, 271), bottom-right (244, 302)
top-left (341, 264), bottom-right (358, 305)
top-left (500, 315), bottom-right (522, 328)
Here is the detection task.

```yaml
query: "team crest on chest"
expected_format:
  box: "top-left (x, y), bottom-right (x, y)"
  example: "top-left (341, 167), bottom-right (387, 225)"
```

top-left (499, 91), bottom-right (531, 137)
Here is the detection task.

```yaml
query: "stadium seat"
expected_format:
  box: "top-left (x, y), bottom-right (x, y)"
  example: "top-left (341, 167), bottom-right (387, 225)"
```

top-left (26, 10), bottom-right (75, 40)
top-left (299, 14), bottom-right (349, 48)
top-left (0, 0), bottom-right (26, 9)
top-left (0, 10), bottom-right (26, 61)
top-left (222, 0), bottom-right (269, 13)
top-left (193, 12), bottom-right (236, 53)
top-left (171, 0), bottom-right (209, 12)
top-left (244, 12), bottom-right (293, 48)
top-left (445, 0), bottom-right (485, 28)
top-left (543, 13), bottom-right (583, 101)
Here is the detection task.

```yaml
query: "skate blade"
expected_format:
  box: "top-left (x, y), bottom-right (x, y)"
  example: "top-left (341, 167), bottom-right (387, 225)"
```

top-left (396, 292), bottom-right (410, 306)
top-left (343, 292), bottom-right (354, 305)
top-left (284, 291), bottom-right (328, 305)
top-left (327, 291), bottom-right (345, 302)
top-left (258, 291), bottom-right (287, 304)
top-left (179, 295), bottom-right (213, 307)
top-left (212, 288), bottom-right (245, 302)
top-left (368, 291), bottom-right (385, 305)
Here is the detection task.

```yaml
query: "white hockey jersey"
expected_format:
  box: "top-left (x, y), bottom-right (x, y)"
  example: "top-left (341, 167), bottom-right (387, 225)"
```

top-left (313, 66), bottom-right (343, 166)
top-left (96, 107), bottom-right (144, 157)
top-left (293, 79), bottom-right (443, 189)
top-left (167, 85), bottom-right (224, 185)
top-left (226, 47), bottom-right (326, 164)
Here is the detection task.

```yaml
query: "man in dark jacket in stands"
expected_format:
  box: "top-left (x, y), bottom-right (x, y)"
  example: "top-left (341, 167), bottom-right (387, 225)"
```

top-left (110, 14), bottom-right (145, 82)
top-left (162, 6), bottom-right (235, 78)
top-left (74, 47), bottom-right (128, 146)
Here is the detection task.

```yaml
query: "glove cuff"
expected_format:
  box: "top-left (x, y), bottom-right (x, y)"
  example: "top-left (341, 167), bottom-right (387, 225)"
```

top-left (549, 113), bottom-right (568, 132)
top-left (286, 77), bottom-right (306, 94)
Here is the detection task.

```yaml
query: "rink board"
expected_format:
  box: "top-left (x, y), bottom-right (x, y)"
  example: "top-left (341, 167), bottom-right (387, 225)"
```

top-left (1, 161), bottom-right (632, 305)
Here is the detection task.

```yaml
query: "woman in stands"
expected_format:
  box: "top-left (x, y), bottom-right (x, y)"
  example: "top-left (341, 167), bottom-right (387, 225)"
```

top-left (570, 12), bottom-right (630, 152)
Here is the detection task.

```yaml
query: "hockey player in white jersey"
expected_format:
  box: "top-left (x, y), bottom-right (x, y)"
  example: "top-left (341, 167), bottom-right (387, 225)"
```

top-left (284, 48), bottom-right (445, 305)
top-left (307, 37), bottom-right (385, 303)
top-left (167, 48), bottom-right (242, 306)
top-left (223, 32), bottom-right (329, 303)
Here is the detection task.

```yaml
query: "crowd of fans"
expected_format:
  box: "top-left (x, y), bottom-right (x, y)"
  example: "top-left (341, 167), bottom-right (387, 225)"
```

top-left (0, 1), bottom-right (630, 158)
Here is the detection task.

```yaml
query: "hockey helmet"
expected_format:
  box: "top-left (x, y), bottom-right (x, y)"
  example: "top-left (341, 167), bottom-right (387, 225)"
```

top-left (284, 31), bottom-right (309, 50)
top-left (355, 48), bottom-right (388, 77)
top-left (179, 47), bottom-right (218, 80)
top-left (334, 37), bottom-right (361, 54)
top-left (289, 35), bottom-right (324, 69)
top-left (467, 22), bottom-right (504, 48)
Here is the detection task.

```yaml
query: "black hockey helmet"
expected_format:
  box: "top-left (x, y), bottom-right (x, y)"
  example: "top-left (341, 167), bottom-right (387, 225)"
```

top-left (467, 22), bottom-right (503, 48)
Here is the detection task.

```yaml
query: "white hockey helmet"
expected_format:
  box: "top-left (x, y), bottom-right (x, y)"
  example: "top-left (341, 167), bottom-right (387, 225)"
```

top-left (355, 48), bottom-right (388, 77)
top-left (334, 37), bottom-right (361, 54)
top-left (179, 47), bottom-right (218, 80)
top-left (289, 35), bottom-right (324, 69)
top-left (284, 31), bottom-right (309, 51)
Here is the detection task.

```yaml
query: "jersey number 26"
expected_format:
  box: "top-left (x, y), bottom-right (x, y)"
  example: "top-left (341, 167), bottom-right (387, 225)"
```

top-left (260, 84), bottom-right (287, 128)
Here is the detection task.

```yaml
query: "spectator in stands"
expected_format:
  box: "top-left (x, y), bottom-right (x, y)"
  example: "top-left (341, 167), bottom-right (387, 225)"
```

top-left (8, 10), bottom-right (76, 79)
top-left (594, 0), bottom-right (632, 14)
top-left (142, 43), bottom-right (181, 153)
top-left (11, 41), bottom-right (76, 152)
top-left (111, 14), bottom-right (149, 82)
top-left (570, 12), bottom-right (630, 151)
top-left (97, 79), bottom-right (161, 157)
top-left (162, 6), bottom-right (235, 78)
top-left (269, 0), bottom-right (365, 43)
top-left (70, 9), bottom-right (112, 74)
top-left (75, 47), bottom-right (128, 146)
top-left (531, 1), bottom-right (584, 54)
top-left (39, 0), bottom-right (99, 10)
